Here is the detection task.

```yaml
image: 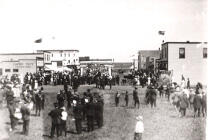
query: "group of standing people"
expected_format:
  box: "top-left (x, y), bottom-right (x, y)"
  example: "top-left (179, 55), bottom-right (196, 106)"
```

top-left (0, 74), bottom-right (45, 136)
top-left (48, 87), bottom-right (104, 138)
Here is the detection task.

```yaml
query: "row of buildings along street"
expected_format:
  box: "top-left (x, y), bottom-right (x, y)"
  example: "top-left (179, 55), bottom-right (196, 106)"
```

top-left (0, 41), bottom-right (207, 86)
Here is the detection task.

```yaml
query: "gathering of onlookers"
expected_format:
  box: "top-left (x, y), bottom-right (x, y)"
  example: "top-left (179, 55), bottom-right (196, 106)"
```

top-left (0, 68), bottom-right (207, 140)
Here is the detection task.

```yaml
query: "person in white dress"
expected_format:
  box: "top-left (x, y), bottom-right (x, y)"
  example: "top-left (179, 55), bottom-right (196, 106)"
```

top-left (134, 115), bottom-right (144, 140)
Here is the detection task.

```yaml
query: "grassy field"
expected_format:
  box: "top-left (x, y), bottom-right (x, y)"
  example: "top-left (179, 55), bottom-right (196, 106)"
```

top-left (1, 85), bottom-right (206, 140)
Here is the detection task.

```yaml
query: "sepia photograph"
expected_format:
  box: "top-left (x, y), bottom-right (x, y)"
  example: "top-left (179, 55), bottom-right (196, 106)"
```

top-left (0, 0), bottom-right (208, 140)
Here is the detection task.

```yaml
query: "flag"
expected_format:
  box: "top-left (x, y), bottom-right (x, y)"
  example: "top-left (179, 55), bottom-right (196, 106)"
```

top-left (158, 31), bottom-right (165, 35)
top-left (34, 38), bottom-right (42, 43)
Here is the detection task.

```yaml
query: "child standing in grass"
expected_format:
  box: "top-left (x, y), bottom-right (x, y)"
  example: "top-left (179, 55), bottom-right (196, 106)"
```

top-left (134, 115), bottom-right (144, 140)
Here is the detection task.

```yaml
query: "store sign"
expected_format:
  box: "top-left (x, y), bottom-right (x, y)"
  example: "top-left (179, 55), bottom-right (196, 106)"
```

top-left (37, 60), bottom-right (44, 67)
top-left (13, 62), bottom-right (35, 68)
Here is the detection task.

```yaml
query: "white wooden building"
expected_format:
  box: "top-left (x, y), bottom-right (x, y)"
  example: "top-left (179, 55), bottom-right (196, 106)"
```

top-left (37, 50), bottom-right (79, 71)
top-left (160, 42), bottom-right (207, 86)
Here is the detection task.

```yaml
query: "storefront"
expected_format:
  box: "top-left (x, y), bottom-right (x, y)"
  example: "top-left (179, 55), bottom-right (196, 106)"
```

top-left (0, 59), bottom-right (38, 77)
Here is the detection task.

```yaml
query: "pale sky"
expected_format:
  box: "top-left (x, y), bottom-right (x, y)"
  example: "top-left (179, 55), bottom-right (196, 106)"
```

top-left (0, 0), bottom-right (208, 62)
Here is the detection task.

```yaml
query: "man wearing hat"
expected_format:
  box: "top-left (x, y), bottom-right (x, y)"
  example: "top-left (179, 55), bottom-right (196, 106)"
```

top-left (133, 87), bottom-right (140, 109)
top-left (125, 91), bottom-right (129, 107)
top-left (86, 96), bottom-right (95, 132)
top-left (34, 89), bottom-right (42, 116)
top-left (20, 103), bottom-right (31, 135)
top-left (48, 103), bottom-right (62, 138)
top-left (5, 86), bottom-right (17, 131)
top-left (134, 115), bottom-right (144, 140)
top-left (73, 99), bottom-right (83, 134)
top-left (57, 90), bottom-right (65, 108)
top-left (115, 91), bottom-right (120, 107)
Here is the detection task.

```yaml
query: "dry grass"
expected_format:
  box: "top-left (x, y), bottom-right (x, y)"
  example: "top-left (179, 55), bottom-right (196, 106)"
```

top-left (1, 85), bottom-right (206, 140)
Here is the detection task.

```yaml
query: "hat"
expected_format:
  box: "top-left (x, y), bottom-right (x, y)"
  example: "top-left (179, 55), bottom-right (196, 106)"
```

top-left (136, 115), bottom-right (143, 121)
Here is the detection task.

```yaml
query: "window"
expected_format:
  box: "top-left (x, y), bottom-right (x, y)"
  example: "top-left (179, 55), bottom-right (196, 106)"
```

top-left (13, 69), bottom-right (19, 72)
top-left (179, 48), bottom-right (185, 58)
top-left (68, 60), bottom-right (70, 63)
top-left (68, 53), bottom-right (70, 57)
top-left (60, 53), bottom-right (62, 57)
top-left (57, 61), bottom-right (62, 67)
top-left (51, 54), bottom-right (53, 57)
top-left (0, 68), bottom-right (2, 75)
top-left (203, 48), bottom-right (207, 58)
top-left (64, 53), bottom-right (66, 57)
top-left (5, 69), bottom-right (11, 72)
top-left (165, 47), bottom-right (167, 58)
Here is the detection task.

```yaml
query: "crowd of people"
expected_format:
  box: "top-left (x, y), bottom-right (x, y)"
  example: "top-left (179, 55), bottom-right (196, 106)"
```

top-left (113, 72), bottom-right (207, 120)
top-left (48, 87), bottom-right (104, 138)
top-left (0, 71), bottom-right (106, 138)
top-left (0, 74), bottom-right (45, 135)
top-left (0, 69), bottom-right (207, 140)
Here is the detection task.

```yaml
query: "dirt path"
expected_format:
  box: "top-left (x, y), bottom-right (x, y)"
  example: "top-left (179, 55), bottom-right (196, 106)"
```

top-left (1, 103), bottom-right (45, 140)
top-left (0, 107), bottom-right (9, 140)
top-left (1, 85), bottom-right (206, 140)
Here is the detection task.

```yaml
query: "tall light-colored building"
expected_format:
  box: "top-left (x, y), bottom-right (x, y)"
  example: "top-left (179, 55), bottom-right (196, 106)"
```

top-left (160, 42), bottom-right (207, 85)
top-left (37, 50), bottom-right (79, 71)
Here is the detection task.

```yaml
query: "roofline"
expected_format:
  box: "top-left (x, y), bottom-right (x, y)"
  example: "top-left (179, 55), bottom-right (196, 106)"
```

top-left (0, 53), bottom-right (44, 55)
top-left (37, 49), bottom-right (79, 52)
top-left (112, 62), bottom-right (133, 64)
top-left (138, 50), bottom-right (160, 53)
top-left (162, 41), bottom-right (208, 46)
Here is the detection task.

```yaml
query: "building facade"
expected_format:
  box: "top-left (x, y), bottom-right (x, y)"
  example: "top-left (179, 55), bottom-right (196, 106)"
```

top-left (0, 53), bottom-right (44, 77)
top-left (160, 42), bottom-right (208, 85)
top-left (138, 50), bottom-right (160, 70)
top-left (37, 50), bottom-right (79, 71)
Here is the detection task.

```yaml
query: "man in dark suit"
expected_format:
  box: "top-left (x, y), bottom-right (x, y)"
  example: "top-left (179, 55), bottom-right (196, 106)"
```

top-left (35, 89), bottom-right (42, 116)
top-left (187, 78), bottom-right (190, 89)
top-left (48, 103), bottom-right (62, 138)
top-left (66, 89), bottom-right (73, 109)
top-left (95, 96), bottom-right (104, 128)
top-left (20, 103), bottom-right (31, 135)
top-left (6, 86), bottom-right (17, 132)
top-left (73, 99), bottom-right (83, 134)
top-left (63, 79), bottom-right (68, 93)
top-left (57, 90), bottom-right (65, 108)
top-left (86, 96), bottom-right (95, 132)
top-left (133, 87), bottom-right (140, 108)
top-left (40, 87), bottom-right (45, 110)
top-left (125, 91), bottom-right (129, 107)
top-left (115, 91), bottom-right (120, 107)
